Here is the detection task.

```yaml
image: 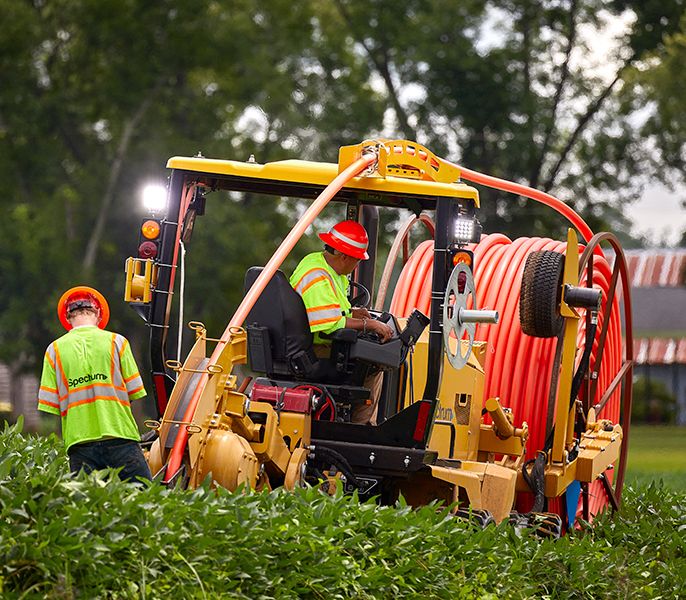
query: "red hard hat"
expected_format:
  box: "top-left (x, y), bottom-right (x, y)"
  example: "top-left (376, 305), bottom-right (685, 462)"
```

top-left (57, 286), bottom-right (110, 331)
top-left (318, 220), bottom-right (369, 260)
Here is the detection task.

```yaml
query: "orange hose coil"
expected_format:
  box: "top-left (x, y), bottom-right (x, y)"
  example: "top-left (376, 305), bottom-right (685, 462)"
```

top-left (390, 234), bottom-right (623, 518)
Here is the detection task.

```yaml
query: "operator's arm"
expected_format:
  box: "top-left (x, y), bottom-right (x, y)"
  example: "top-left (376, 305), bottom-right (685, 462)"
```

top-left (344, 315), bottom-right (393, 342)
top-left (38, 346), bottom-right (61, 415)
top-left (351, 307), bottom-right (371, 319)
top-left (349, 307), bottom-right (393, 341)
top-left (117, 337), bottom-right (147, 401)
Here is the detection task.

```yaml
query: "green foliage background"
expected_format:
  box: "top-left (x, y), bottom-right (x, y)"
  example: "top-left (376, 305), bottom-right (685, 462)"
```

top-left (1, 421), bottom-right (684, 599)
top-left (1, 0), bottom-right (686, 383)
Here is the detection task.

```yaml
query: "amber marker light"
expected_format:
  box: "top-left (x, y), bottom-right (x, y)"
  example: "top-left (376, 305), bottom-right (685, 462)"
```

top-left (141, 219), bottom-right (161, 240)
top-left (452, 251), bottom-right (472, 267)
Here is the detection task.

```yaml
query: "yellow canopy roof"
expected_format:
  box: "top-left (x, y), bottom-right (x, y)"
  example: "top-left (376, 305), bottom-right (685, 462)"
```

top-left (166, 156), bottom-right (479, 207)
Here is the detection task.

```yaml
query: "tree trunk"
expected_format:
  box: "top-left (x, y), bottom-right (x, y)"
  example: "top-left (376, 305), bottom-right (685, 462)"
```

top-left (82, 95), bottom-right (155, 270)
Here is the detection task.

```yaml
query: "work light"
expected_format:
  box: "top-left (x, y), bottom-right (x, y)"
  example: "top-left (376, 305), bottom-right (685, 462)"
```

top-left (454, 214), bottom-right (482, 245)
top-left (142, 183), bottom-right (167, 214)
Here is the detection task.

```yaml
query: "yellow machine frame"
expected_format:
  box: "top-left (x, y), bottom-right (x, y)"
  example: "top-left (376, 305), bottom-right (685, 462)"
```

top-left (133, 140), bottom-right (625, 529)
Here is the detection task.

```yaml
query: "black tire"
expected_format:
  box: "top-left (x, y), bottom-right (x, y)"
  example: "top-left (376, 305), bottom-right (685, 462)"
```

top-left (520, 250), bottom-right (564, 338)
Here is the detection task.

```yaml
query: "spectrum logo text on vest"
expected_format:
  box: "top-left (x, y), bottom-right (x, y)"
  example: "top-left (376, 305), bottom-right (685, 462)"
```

top-left (68, 373), bottom-right (107, 387)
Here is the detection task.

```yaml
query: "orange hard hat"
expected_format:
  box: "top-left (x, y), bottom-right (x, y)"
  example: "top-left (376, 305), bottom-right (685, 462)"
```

top-left (318, 220), bottom-right (369, 260)
top-left (57, 286), bottom-right (110, 331)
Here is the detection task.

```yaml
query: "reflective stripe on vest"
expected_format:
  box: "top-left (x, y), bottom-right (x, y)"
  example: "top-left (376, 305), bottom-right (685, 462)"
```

top-left (38, 348), bottom-right (61, 410)
top-left (306, 304), bottom-right (343, 327)
top-left (113, 334), bottom-right (144, 395)
top-left (293, 268), bottom-right (336, 296)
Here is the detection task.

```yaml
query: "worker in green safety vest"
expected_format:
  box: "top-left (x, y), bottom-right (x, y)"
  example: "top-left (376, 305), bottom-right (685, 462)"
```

top-left (290, 220), bottom-right (393, 424)
top-left (38, 286), bottom-right (151, 482)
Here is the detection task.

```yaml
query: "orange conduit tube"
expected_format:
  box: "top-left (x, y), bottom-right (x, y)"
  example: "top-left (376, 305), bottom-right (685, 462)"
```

top-left (390, 234), bottom-right (623, 520)
top-left (448, 163), bottom-right (597, 246)
top-left (163, 152), bottom-right (377, 482)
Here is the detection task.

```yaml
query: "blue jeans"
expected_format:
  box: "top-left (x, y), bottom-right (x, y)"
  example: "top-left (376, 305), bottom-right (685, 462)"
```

top-left (68, 438), bottom-right (152, 482)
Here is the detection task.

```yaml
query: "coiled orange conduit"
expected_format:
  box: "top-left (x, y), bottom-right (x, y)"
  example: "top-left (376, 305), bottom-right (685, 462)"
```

top-left (390, 234), bottom-right (622, 519)
top-left (389, 160), bottom-right (624, 519)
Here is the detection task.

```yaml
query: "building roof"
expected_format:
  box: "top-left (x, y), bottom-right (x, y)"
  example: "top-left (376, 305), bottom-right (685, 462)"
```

top-left (622, 249), bottom-right (686, 288)
top-left (634, 337), bottom-right (686, 365)
top-left (604, 249), bottom-right (686, 364)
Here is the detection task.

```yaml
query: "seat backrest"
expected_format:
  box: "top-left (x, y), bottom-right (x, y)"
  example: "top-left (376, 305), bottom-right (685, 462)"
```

top-left (244, 267), bottom-right (313, 367)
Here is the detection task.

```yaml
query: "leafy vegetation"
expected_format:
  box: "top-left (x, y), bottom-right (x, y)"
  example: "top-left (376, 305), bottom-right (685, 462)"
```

top-left (1, 421), bottom-right (684, 599)
top-left (631, 378), bottom-right (678, 425)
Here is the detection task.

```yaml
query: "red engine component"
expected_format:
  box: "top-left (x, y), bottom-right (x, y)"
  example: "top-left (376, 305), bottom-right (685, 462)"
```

top-left (250, 383), bottom-right (312, 414)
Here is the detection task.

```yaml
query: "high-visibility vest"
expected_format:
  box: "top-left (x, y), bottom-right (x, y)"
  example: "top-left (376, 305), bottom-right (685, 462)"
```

top-left (289, 252), bottom-right (351, 344)
top-left (38, 326), bottom-right (146, 450)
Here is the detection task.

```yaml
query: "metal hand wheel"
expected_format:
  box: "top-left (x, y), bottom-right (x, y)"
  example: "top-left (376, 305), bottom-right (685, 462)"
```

top-left (443, 263), bottom-right (499, 370)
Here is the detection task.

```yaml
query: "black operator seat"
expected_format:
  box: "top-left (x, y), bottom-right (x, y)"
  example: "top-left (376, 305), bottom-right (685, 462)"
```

top-left (244, 267), bottom-right (364, 384)
top-left (243, 266), bottom-right (413, 406)
top-left (243, 267), bottom-right (431, 444)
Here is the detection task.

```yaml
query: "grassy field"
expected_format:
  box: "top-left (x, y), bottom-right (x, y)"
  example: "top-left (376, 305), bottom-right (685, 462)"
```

top-left (624, 425), bottom-right (686, 491)
top-left (1, 422), bottom-right (685, 599)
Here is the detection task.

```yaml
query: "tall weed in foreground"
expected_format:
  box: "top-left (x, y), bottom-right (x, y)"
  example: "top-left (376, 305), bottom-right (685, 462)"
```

top-left (1, 421), bottom-right (684, 599)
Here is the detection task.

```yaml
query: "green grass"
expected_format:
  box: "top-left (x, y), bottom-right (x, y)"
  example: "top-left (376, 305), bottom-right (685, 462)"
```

top-left (1, 421), bottom-right (686, 599)
top-left (625, 425), bottom-right (686, 491)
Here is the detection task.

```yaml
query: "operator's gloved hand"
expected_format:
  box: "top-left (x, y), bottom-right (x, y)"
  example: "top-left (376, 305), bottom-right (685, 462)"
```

top-left (367, 318), bottom-right (393, 343)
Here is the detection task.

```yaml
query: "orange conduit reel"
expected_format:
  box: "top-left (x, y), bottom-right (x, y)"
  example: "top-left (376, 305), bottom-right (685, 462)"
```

top-left (57, 286), bottom-right (110, 331)
top-left (389, 233), bottom-right (627, 522)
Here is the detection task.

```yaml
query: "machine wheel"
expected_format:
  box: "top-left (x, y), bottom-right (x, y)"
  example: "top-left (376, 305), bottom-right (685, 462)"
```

top-left (509, 511), bottom-right (563, 539)
top-left (443, 263), bottom-right (477, 369)
top-left (454, 508), bottom-right (495, 528)
top-left (519, 250), bottom-right (564, 338)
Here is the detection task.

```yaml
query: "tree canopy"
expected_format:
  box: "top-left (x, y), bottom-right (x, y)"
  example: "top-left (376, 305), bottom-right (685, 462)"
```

top-left (1, 0), bottom-right (684, 375)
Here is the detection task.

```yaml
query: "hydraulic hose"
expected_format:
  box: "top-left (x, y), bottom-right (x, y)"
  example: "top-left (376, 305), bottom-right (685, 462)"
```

top-left (447, 162), bottom-right (596, 246)
top-left (163, 152), bottom-right (377, 483)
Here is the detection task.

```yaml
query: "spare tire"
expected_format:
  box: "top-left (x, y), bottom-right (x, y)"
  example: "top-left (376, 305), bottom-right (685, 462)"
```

top-left (519, 250), bottom-right (564, 338)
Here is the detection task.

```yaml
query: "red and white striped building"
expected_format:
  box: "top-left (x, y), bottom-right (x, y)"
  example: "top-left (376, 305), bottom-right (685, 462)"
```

top-left (623, 249), bottom-right (686, 424)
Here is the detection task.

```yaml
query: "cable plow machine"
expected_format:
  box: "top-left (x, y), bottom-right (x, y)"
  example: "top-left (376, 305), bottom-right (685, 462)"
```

top-left (125, 140), bottom-right (633, 534)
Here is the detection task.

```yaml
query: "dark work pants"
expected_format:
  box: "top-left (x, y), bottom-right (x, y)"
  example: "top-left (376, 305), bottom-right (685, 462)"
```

top-left (68, 438), bottom-right (152, 482)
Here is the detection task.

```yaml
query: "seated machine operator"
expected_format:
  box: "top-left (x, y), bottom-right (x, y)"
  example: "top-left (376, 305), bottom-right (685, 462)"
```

top-left (290, 220), bottom-right (393, 425)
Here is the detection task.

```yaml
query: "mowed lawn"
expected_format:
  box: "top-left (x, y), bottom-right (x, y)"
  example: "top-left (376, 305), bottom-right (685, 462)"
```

top-left (624, 424), bottom-right (686, 491)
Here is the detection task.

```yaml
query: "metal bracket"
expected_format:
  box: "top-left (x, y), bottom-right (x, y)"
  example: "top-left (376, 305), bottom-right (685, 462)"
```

top-left (165, 359), bottom-right (223, 375)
